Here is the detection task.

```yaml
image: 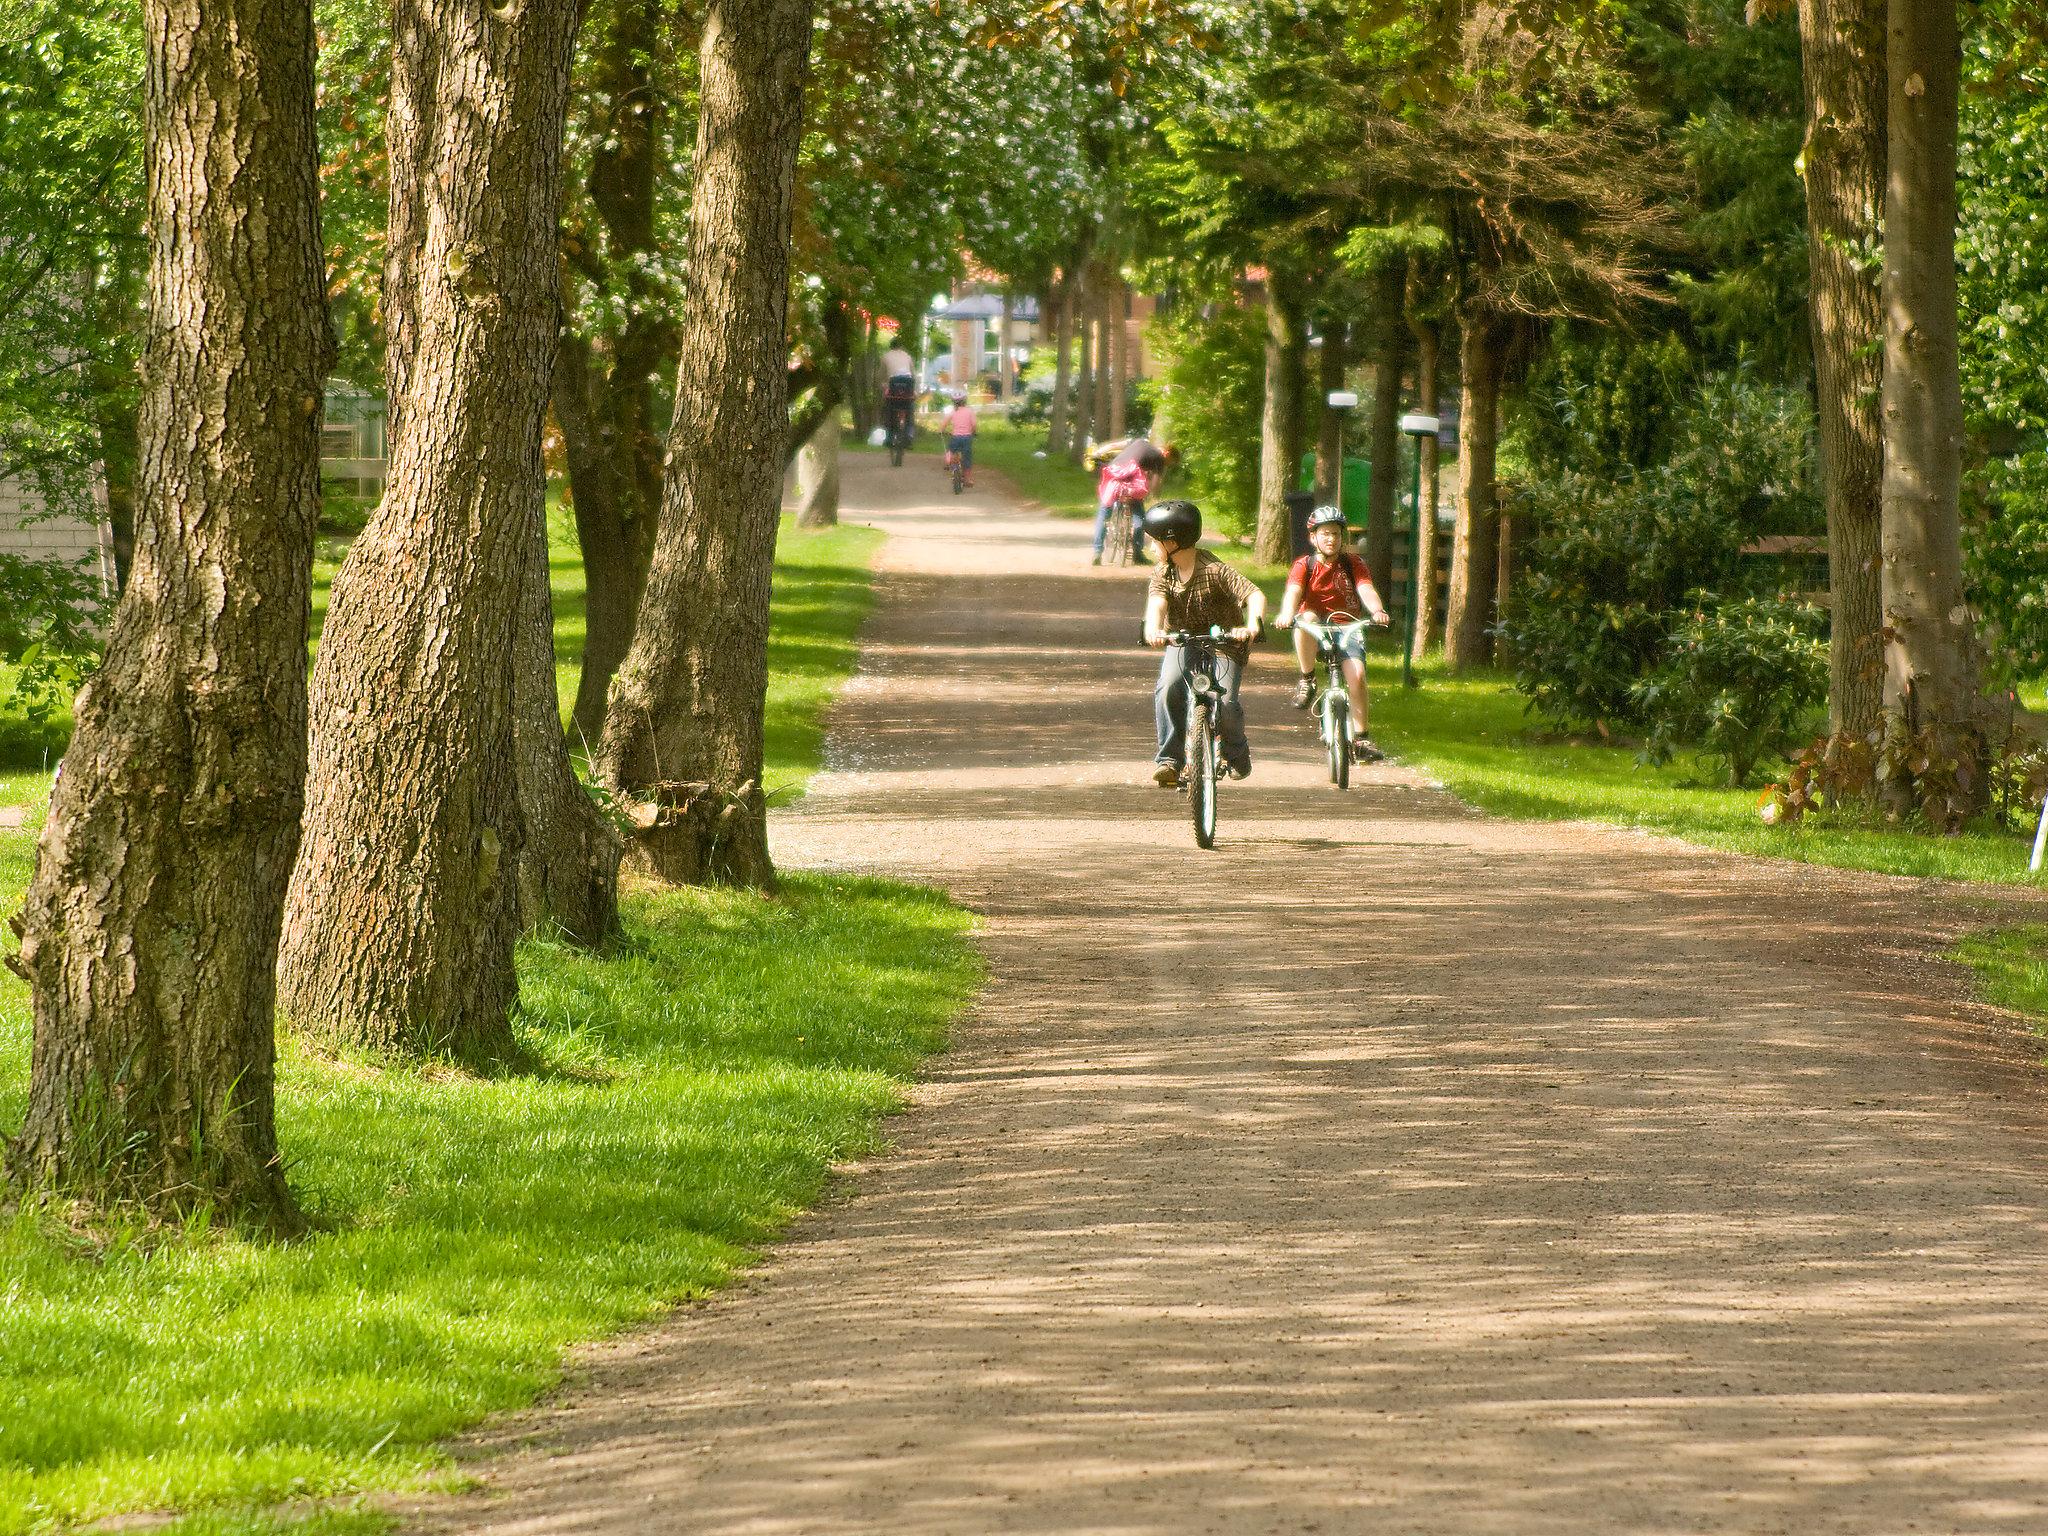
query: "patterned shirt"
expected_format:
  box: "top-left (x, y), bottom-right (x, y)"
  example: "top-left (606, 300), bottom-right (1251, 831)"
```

top-left (1149, 550), bottom-right (1259, 663)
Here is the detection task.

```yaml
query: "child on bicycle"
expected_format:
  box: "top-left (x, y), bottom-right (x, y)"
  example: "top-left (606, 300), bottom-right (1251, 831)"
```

top-left (1140, 499), bottom-right (1266, 786)
top-left (943, 388), bottom-right (977, 486)
top-left (1274, 504), bottom-right (1391, 763)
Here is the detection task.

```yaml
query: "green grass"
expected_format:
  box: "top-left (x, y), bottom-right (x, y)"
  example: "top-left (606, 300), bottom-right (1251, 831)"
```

top-left (0, 508), bottom-right (979, 1536)
top-left (1953, 926), bottom-right (2048, 1028)
top-left (972, 417), bottom-right (1100, 519)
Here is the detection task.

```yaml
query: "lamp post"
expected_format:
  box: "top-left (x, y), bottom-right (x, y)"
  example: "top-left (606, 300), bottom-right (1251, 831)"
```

top-left (1325, 389), bottom-right (1358, 507)
top-left (1397, 412), bottom-right (1439, 689)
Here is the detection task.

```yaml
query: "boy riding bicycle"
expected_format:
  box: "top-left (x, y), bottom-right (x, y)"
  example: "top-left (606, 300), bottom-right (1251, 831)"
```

top-left (1141, 500), bottom-right (1266, 786)
top-left (1274, 504), bottom-right (1391, 762)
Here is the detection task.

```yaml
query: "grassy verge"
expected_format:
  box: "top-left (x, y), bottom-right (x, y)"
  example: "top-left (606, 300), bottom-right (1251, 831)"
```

top-left (0, 513), bottom-right (979, 1535)
top-left (972, 418), bottom-right (1099, 519)
top-left (1953, 926), bottom-right (2048, 1029)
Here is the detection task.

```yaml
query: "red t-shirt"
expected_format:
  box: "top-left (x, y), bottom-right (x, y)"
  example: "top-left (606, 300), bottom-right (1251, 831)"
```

top-left (1288, 552), bottom-right (1378, 619)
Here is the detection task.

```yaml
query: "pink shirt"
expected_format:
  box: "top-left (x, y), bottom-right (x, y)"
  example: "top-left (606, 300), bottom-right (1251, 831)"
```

top-left (945, 405), bottom-right (977, 436)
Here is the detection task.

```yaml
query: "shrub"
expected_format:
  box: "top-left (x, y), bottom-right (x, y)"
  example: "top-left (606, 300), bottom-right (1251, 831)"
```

top-left (1633, 593), bottom-right (1827, 784)
top-left (0, 548), bottom-right (101, 715)
top-left (1152, 302), bottom-right (1264, 539)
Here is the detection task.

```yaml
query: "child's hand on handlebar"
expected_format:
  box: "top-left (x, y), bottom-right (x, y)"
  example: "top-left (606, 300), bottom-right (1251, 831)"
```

top-left (1372, 611), bottom-right (1393, 629)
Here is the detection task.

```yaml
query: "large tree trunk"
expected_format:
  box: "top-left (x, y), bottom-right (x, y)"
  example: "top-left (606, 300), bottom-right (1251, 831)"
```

top-left (7, 0), bottom-right (329, 1225)
top-left (1408, 309), bottom-right (1443, 655)
top-left (795, 408), bottom-right (839, 528)
top-left (1800, 0), bottom-right (1887, 740)
top-left (513, 493), bottom-right (621, 948)
top-left (1878, 0), bottom-right (1983, 799)
top-left (848, 316), bottom-right (878, 437)
top-left (1313, 319), bottom-right (1349, 506)
top-left (1364, 270), bottom-right (1408, 594)
top-left (1445, 310), bottom-right (1503, 671)
top-left (1069, 278), bottom-right (1095, 467)
top-left (1044, 276), bottom-right (1074, 456)
top-left (1108, 281), bottom-right (1129, 440)
top-left (278, 0), bottom-right (581, 1056)
top-left (591, 0), bottom-right (812, 889)
top-left (1255, 275), bottom-right (1308, 565)
top-left (557, 0), bottom-right (671, 745)
top-left (1093, 280), bottom-right (1117, 444)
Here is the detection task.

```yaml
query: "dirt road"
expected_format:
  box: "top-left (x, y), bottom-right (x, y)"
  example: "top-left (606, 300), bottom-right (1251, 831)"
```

top-left (408, 455), bottom-right (2048, 1534)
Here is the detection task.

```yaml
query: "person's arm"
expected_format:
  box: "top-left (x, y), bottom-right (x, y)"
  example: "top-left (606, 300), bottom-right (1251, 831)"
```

top-left (1275, 578), bottom-right (1304, 628)
top-left (1240, 584), bottom-right (1269, 640)
top-left (1143, 590), bottom-right (1170, 648)
top-left (1354, 558), bottom-right (1392, 626)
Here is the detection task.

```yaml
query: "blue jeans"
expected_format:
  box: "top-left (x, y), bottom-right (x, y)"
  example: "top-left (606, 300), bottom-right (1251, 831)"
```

top-left (1093, 497), bottom-right (1146, 561)
top-left (948, 434), bottom-right (974, 471)
top-left (1155, 647), bottom-right (1248, 769)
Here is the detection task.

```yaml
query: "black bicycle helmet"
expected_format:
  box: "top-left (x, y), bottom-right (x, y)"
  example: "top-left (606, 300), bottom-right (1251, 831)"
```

top-left (1142, 499), bottom-right (1202, 548)
top-left (1306, 503), bottom-right (1346, 531)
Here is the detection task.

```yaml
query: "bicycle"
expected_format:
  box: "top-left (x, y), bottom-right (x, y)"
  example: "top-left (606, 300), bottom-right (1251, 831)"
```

top-left (882, 381), bottom-right (915, 466)
top-left (1161, 626), bottom-right (1243, 848)
top-left (949, 447), bottom-right (967, 495)
top-left (1288, 613), bottom-right (1381, 789)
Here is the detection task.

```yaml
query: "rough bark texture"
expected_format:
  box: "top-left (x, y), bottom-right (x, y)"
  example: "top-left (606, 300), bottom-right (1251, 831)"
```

top-left (1069, 285), bottom-right (1095, 467)
top-left (1044, 278), bottom-right (1074, 457)
top-left (1878, 0), bottom-right (1983, 783)
top-left (7, 0), bottom-right (329, 1224)
top-left (1364, 272), bottom-right (1408, 594)
top-left (513, 492), bottom-right (621, 948)
top-left (1255, 277), bottom-right (1308, 566)
top-left (1408, 314), bottom-right (1443, 654)
top-left (278, 0), bottom-right (582, 1055)
top-left (1800, 0), bottom-right (1887, 739)
top-left (1445, 311), bottom-right (1503, 671)
top-left (795, 409), bottom-right (839, 528)
top-left (1313, 320), bottom-right (1348, 507)
top-left (556, 0), bottom-right (672, 745)
top-left (591, 0), bottom-right (812, 890)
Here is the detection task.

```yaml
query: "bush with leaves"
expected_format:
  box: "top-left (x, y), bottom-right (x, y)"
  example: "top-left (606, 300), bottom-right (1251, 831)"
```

top-left (1151, 300), bottom-right (1264, 539)
top-left (1633, 593), bottom-right (1826, 784)
top-left (1506, 368), bottom-right (1821, 733)
top-left (0, 548), bottom-right (101, 719)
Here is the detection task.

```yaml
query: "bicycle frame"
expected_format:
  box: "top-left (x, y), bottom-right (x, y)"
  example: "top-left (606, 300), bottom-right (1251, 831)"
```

top-left (1163, 628), bottom-right (1231, 847)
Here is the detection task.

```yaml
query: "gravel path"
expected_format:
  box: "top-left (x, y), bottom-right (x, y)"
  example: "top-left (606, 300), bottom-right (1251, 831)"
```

top-left (405, 454), bottom-right (2048, 1535)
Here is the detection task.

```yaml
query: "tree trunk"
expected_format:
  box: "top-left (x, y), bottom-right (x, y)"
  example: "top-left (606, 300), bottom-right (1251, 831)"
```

top-left (999, 291), bottom-right (1016, 403)
top-left (513, 491), bottom-right (620, 948)
top-left (1878, 0), bottom-right (1983, 798)
top-left (1045, 276), bottom-right (1074, 456)
top-left (7, 0), bottom-right (329, 1225)
top-left (1445, 310), bottom-right (1503, 671)
top-left (848, 315), bottom-right (878, 436)
top-left (1108, 281), bottom-right (1129, 439)
top-left (1069, 279), bottom-right (1095, 467)
top-left (555, 333), bottom-right (653, 746)
top-left (1255, 275), bottom-right (1308, 565)
top-left (1365, 270), bottom-right (1408, 594)
top-left (1314, 319), bottom-right (1348, 506)
top-left (557, 0), bottom-right (671, 746)
top-left (795, 408), bottom-right (839, 528)
top-left (591, 0), bottom-right (812, 890)
top-left (278, 0), bottom-right (582, 1056)
top-left (1408, 312), bottom-right (1442, 655)
top-left (1095, 280), bottom-right (1118, 443)
top-left (1799, 0), bottom-right (1887, 741)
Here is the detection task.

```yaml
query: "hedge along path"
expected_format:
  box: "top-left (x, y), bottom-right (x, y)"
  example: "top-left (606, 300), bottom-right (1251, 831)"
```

top-left (403, 452), bottom-right (2048, 1536)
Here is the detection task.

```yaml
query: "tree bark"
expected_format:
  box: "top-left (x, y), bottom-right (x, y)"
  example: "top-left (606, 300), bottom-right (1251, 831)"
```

top-left (1364, 270), bottom-right (1408, 594)
top-left (556, 0), bottom-right (672, 745)
top-left (999, 291), bottom-right (1016, 404)
top-left (1108, 280), bottom-right (1129, 440)
top-left (1314, 319), bottom-right (1348, 506)
top-left (591, 0), bottom-right (812, 889)
top-left (1069, 278), bottom-right (1095, 467)
top-left (795, 408), bottom-right (839, 528)
top-left (1445, 310), bottom-right (1504, 671)
top-left (1878, 0), bottom-right (1983, 793)
top-left (513, 491), bottom-right (620, 948)
top-left (1408, 311), bottom-right (1442, 655)
top-left (1799, 0), bottom-right (1887, 740)
top-left (848, 316), bottom-right (878, 437)
top-left (8, 0), bottom-right (329, 1225)
top-left (1093, 280), bottom-right (1117, 444)
top-left (1255, 274), bottom-right (1308, 565)
top-left (1044, 276), bottom-right (1074, 457)
top-left (278, 0), bottom-right (582, 1056)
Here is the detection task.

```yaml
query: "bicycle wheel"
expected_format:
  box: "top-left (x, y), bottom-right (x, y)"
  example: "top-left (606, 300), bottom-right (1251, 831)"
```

top-left (889, 435), bottom-right (904, 467)
top-left (1326, 694), bottom-right (1350, 789)
top-left (952, 459), bottom-right (965, 494)
top-left (1189, 702), bottom-right (1218, 849)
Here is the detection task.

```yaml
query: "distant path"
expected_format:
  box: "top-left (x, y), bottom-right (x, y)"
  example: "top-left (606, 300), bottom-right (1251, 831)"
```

top-left (405, 453), bottom-right (2048, 1534)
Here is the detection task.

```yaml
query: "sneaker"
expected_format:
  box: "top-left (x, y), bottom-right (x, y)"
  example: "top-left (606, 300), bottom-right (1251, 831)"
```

top-left (1152, 762), bottom-right (1182, 787)
top-left (1290, 675), bottom-right (1315, 710)
top-left (1352, 736), bottom-right (1385, 764)
top-left (1091, 551), bottom-right (1103, 566)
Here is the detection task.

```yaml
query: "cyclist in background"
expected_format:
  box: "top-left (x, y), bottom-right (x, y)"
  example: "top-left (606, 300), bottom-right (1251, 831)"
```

top-left (944, 388), bottom-right (977, 487)
top-left (1141, 500), bottom-right (1265, 786)
top-left (879, 337), bottom-right (917, 453)
top-left (1274, 504), bottom-right (1390, 762)
top-left (1094, 437), bottom-right (1167, 565)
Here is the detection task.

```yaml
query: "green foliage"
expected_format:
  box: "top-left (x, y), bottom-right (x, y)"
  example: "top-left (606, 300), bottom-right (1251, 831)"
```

top-left (0, 550), bottom-right (100, 722)
top-left (1508, 369), bottom-right (1820, 733)
top-left (1633, 593), bottom-right (1827, 785)
top-left (1516, 328), bottom-right (1696, 481)
top-left (1153, 300), bottom-right (1264, 538)
top-left (1952, 926), bottom-right (2048, 1033)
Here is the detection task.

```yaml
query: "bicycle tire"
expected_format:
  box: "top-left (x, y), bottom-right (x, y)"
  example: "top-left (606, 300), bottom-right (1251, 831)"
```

top-left (889, 437), bottom-right (904, 467)
top-left (1327, 695), bottom-right (1350, 789)
top-left (952, 460), bottom-right (965, 495)
top-left (1190, 702), bottom-right (1218, 849)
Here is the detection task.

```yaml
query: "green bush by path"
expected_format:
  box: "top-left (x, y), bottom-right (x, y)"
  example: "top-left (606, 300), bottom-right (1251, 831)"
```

top-left (0, 517), bottom-right (979, 1535)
